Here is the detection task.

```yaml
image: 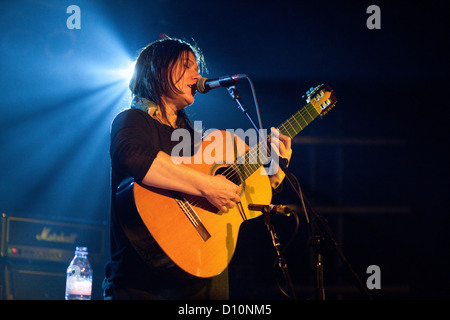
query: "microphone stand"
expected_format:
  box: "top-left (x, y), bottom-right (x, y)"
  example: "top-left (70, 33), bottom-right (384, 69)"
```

top-left (278, 160), bottom-right (373, 300)
top-left (225, 83), bottom-right (372, 300)
top-left (263, 207), bottom-right (298, 300)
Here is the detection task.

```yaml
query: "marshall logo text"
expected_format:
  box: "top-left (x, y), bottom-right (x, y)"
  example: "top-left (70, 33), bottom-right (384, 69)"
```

top-left (35, 227), bottom-right (77, 244)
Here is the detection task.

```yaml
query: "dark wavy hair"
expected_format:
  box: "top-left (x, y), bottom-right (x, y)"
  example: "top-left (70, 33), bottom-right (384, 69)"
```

top-left (129, 37), bottom-right (206, 129)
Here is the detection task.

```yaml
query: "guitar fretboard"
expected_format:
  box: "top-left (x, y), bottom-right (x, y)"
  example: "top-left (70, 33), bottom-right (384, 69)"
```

top-left (229, 102), bottom-right (319, 180)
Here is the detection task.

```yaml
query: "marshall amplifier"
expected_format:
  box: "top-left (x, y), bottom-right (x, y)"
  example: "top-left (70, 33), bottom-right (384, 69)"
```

top-left (0, 213), bottom-right (106, 265)
top-left (0, 213), bottom-right (107, 300)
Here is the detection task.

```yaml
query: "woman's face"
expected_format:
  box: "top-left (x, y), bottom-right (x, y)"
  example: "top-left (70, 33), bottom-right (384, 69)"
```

top-left (166, 51), bottom-right (201, 110)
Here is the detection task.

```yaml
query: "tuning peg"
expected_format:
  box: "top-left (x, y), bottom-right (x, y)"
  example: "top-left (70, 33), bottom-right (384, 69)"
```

top-left (303, 87), bottom-right (314, 100)
top-left (321, 99), bottom-right (331, 109)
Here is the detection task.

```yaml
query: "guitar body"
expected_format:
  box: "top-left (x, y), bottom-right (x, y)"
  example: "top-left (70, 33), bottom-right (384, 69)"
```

top-left (117, 130), bottom-right (272, 278)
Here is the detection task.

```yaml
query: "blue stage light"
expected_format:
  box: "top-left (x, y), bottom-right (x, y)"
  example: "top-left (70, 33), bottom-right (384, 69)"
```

top-left (108, 59), bottom-right (136, 84)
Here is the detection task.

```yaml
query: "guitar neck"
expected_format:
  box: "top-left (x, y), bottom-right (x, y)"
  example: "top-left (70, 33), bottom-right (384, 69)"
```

top-left (235, 102), bottom-right (320, 180)
top-left (277, 102), bottom-right (319, 139)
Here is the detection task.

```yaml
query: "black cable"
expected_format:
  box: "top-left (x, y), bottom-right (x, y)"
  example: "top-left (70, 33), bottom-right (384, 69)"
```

top-left (272, 209), bottom-right (300, 299)
top-left (245, 77), bottom-right (263, 131)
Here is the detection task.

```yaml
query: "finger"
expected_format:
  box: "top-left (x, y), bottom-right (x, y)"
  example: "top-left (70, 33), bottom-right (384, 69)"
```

top-left (271, 127), bottom-right (279, 135)
top-left (270, 132), bottom-right (281, 151)
top-left (272, 128), bottom-right (291, 150)
top-left (270, 141), bottom-right (280, 156)
top-left (277, 139), bottom-right (287, 156)
top-left (278, 133), bottom-right (291, 151)
top-left (275, 136), bottom-right (292, 160)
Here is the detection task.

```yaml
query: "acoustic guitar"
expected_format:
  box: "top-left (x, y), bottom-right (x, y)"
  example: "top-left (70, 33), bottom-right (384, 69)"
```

top-left (116, 84), bottom-right (337, 278)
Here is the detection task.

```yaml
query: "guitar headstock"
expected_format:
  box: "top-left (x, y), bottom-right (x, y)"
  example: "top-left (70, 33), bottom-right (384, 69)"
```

top-left (305, 84), bottom-right (337, 117)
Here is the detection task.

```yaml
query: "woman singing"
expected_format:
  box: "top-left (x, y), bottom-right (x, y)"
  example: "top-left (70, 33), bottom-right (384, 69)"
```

top-left (103, 37), bottom-right (292, 299)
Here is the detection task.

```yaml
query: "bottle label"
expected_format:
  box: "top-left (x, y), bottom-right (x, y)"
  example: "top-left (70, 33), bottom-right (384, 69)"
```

top-left (66, 276), bottom-right (92, 295)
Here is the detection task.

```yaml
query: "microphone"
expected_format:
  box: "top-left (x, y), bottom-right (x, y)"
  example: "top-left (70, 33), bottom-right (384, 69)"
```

top-left (248, 204), bottom-right (294, 216)
top-left (196, 74), bottom-right (248, 93)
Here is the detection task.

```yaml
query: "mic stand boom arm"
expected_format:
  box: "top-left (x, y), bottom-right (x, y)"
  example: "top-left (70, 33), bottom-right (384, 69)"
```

top-left (227, 85), bottom-right (262, 134)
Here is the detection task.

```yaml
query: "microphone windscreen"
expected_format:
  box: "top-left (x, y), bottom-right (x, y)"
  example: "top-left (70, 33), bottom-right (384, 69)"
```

top-left (196, 77), bottom-right (209, 94)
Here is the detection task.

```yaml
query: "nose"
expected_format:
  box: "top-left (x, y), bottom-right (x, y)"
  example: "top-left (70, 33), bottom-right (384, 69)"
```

top-left (192, 70), bottom-right (201, 81)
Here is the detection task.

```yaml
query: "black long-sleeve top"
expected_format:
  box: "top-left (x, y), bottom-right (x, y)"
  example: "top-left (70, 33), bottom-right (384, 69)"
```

top-left (104, 100), bottom-right (227, 299)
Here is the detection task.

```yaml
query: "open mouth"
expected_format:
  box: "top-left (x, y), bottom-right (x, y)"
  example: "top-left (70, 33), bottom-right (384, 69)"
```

top-left (188, 84), bottom-right (197, 96)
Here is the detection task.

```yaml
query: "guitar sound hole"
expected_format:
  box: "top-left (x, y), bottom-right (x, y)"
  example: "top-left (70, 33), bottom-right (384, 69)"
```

top-left (214, 166), bottom-right (242, 187)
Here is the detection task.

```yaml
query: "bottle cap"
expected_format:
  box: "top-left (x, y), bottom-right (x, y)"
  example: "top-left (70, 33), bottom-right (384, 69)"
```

top-left (75, 246), bottom-right (88, 254)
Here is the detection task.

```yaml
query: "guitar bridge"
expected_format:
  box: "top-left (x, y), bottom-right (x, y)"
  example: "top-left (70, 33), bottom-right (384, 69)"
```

top-left (175, 198), bottom-right (211, 242)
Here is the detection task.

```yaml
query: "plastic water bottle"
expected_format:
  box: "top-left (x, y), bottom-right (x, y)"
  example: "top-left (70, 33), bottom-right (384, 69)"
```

top-left (65, 246), bottom-right (93, 300)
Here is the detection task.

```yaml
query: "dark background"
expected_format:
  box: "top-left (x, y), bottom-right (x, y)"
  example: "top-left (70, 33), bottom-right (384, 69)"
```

top-left (0, 0), bottom-right (448, 299)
